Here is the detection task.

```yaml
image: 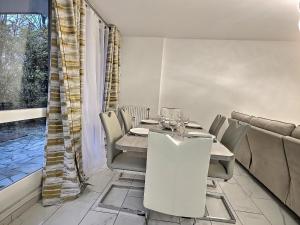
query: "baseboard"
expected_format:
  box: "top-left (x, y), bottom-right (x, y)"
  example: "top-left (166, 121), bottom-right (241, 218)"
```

top-left (0, 188), bottom-right (41, 225)
top-left (0, 170), bottom-right (42, 224)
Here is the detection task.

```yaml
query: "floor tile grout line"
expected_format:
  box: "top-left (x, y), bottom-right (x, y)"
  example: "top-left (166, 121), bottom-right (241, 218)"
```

top-left (233, 164), bottom-right (280, 225)
top-left (246, 197), bottom-right (273, 225)
top-left (113, 176), bottom-right (134, 225)
top-left (233, 165), bottom-right (276, 225)
top-left (40, 203), bottom-right (64, 225)
top-left (235, 167), bottom-right (300, 224)
top-left (217, 179), bottom-right (244, 225)
top-left (76, 171), bottom-right (117, 225)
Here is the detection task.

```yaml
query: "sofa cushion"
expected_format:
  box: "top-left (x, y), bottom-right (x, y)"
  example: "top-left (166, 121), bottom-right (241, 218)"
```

top-left (247, 126), bottom-right (290, 203)
top-left (250, 117), bottom-right (295, 136)
top-left (283, 136), bottom-right (300, 216)
top-left (235, 133), bottom-right (252, 169)
top-left (291, 126), bottom-right (300, 139)
top-left (231, 111), bottom-right (252, 123)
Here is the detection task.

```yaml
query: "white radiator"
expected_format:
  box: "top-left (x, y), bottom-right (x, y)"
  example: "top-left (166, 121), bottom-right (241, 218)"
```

top-left (120, 105), bottom-right (150, 127)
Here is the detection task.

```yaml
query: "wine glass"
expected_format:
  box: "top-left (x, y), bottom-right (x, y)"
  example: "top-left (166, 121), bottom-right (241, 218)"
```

top-left (182, 115), bottom-right (189, 125)
top-left (159, 115), bottom-right (166, 129)
top-left (169, 119), bottom-right (177, 136)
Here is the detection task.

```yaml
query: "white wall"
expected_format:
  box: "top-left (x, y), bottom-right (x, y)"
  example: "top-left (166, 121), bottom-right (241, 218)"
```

top-left (160, 39), bottom-right (300, 128)
top-left (120, 37), bottom-right (300, 128)
top-left (120, 37), bottom-right (164, 116)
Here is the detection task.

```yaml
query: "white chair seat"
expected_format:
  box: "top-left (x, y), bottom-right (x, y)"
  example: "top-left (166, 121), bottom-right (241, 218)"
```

top-left (112, 152), bottom-right (146, 172)
top-left (208, 160), bottom-right (227, 180)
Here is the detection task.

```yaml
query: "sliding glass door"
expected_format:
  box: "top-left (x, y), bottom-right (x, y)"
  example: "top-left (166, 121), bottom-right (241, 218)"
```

top-left (0, 1), bottom-right (49, 190)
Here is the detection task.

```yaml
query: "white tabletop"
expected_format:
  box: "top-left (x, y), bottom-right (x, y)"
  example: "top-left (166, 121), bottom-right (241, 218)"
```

top-left (115, 123), bottom-right (234, 161)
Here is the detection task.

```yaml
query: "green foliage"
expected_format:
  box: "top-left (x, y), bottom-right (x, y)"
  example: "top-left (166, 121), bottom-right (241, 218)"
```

top-left (0, 14), bottom-right (48, 110)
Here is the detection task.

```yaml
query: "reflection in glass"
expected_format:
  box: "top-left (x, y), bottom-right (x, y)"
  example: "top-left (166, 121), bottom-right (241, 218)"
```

top-left (0, 14), bottom-right (49, 110)
top-left (0, 118), bottom-right (46, 190)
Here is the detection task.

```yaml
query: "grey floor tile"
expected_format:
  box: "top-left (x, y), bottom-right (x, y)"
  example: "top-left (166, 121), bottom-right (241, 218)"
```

top-left (219, 182), bottom-right (261, 213)
top-left (88, 170), bottom-right (114, 193)
top-left (148, 220), bottom-right (179, 225)
top-left (235, 174), bottom-right (272, 200)
top-left (206, 196), bottom-right (230, 219)
top-left (102, 186), bottom-right (129, 207)
top-left (120, 172), bottom-right (136, 180)
top-left (43, 190), bottom-right (99, 225)
top-left (128, 188), bottom-right (144, 198)
top-left (180, 217), bottom-right (195, 225)
top-left (181, 217), bottom-right (211, 225)
top-left (114, 212), bottom-right (145, 225)
top-left (207, 181), bottom-right (223, 194)
top-left (7, 162), bottom-right (300, 225)
top-left (233, 163), bottom-right (249, 177)
top-left (195, 220), bottom-right (211, 225)
top-left (236, 211), bottom-right (271, 225)
top-left (122, 196), bottom-right (145, 212)
top-left (79, 211), bottom-right (116, 225)
top-left (149, 211), bottom-right (180, 223)
top-left (252, 198), bottom-right (300, 225)
top-left (9, 203), bottom-right (60, 225)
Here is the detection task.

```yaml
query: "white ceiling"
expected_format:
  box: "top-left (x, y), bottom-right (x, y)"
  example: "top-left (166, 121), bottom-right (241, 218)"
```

top-left (90, 0), bottom-right (300, 41)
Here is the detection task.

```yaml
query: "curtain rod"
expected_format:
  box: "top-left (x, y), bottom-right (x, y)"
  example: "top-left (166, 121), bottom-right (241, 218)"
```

top-left (85, 0), bottom-right (109, 27)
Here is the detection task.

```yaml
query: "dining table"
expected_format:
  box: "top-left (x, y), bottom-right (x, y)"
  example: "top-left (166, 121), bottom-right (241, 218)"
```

top-left (115, 122), bottom-right (234, 161)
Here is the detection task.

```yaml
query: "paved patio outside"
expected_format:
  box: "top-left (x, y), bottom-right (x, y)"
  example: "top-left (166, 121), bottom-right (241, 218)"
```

top-left (0, 119), bottom-right (45, 190)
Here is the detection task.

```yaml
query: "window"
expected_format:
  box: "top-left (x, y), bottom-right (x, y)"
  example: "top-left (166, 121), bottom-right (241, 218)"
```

top-left (0, 1), bottom-right (49, 190)
top-left (0, 14), bottom-right (49, 110)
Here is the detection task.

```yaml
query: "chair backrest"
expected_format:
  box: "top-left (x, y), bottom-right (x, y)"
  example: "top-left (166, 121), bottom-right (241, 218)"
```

top-left (99, 111), bottom-right (123, 168)
top-left (209, 114), bottom-right (226, 136)
top-left (221, 121), bottom-right (249, 154)
top-left (121, 105), bottom-right (150, 127)
top-left (120, 108), bottom-right (133, 133)
top-left (228, 118), bottom-right (238, 127)
top-left (144, 132), bottom-right (213, 218)
top-left (208, 114), bottom-right (221, 134)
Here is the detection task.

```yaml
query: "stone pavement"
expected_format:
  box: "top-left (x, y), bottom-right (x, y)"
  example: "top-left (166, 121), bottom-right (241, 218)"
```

top-left (0, 122), bottom-right (45, 190)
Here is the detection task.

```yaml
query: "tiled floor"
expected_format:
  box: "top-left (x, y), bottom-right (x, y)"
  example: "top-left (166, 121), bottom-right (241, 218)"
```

top-left (0, 123), bottom-right (45, 190)
top-left (7, 163), bottom-right (300, 225)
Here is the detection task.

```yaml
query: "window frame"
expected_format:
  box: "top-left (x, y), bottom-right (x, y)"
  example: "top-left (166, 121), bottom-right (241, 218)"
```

top-left (0, 0), bottom-right (51, 218)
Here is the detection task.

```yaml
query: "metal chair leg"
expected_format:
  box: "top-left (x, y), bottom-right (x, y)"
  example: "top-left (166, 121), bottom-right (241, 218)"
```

top-left (207, 179), bottom-right (217, 188)
top-left (97, 182), bottom-right (146, 216)
top-left (144, 209), bottom-right (150, 225)
top-left (199, 192), bottom-right (236, 224)
top-left (118, 172), bottom-right (145, 183)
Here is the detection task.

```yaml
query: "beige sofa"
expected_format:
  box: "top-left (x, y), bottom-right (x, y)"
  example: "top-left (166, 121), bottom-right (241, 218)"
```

top-left (231, 111), bottom-right (300, 217)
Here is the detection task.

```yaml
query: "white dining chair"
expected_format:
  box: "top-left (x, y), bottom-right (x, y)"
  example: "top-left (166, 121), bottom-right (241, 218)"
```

top-left (119, 108), bottom-right (133, 133)
top-left (209, 114), bottom-right (226, 137)
top-left (100, 111), bottom-right (146, 173)
top-left (144, 132), bottom-right (213, 220)
top-left (98, 111), bottom-right (147, 214)
top-left (209, 120), bottom-right (249, 181)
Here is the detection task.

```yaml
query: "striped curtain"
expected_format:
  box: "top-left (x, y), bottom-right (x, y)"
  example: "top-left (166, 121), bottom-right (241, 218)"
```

top-left (104, 25), bottom-right (121, 112)
top-left (42, 0), bottom-right (86, 206)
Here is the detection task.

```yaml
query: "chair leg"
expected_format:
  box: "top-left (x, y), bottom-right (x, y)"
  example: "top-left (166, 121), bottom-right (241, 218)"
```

top-left (97, 182), bottom-right (146, 216)
top-left (199, 192), bottom-right (236, 224)
top-left (144, 209), bottom-right (150, 225)
top-left (118, 172), bottom-right (145, 183)
top-left (192, 218), bottom-right (196, 225)
top-left (207, 179), bottom-right (217, 188)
